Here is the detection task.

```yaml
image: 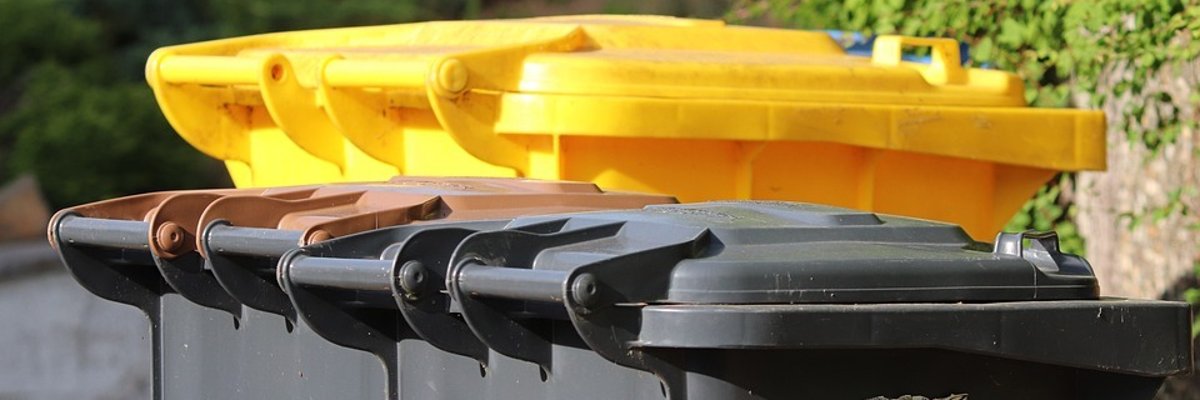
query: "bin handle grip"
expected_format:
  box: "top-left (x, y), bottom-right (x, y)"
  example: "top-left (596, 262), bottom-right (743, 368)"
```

top-left (871, 35), bottom-right (966, 85)
top-left (157, 55), bottom-right (458, 93)
top-left (322, 58), bottom-right (467, 97)
top-left (993, 230), bottom-right (1060, 258)
top-left (157, 55), bottom-right (262, 85)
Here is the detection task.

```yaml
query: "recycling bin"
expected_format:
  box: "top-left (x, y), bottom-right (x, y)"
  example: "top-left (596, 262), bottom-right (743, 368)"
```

top-left (144, 15), bottom-right (1105, 239)
top-left (47, 177), bottom-right (673, 399)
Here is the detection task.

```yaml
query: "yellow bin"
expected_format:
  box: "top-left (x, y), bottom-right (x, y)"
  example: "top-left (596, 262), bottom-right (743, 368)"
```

top-left (145, 15), bottom-right (1105, 239)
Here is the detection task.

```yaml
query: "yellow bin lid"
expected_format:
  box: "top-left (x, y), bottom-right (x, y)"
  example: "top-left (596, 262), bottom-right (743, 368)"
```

top-left (144, 15), bottom-right (1104, 238)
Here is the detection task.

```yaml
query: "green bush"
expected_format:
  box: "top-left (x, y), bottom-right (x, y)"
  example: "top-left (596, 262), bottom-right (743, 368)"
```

top-left (1, 63), bottom-right (222, 206)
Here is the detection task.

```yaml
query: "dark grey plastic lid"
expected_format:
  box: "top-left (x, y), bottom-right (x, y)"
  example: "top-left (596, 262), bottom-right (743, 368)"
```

top-left (506, 201), bottom-right (1098, 304)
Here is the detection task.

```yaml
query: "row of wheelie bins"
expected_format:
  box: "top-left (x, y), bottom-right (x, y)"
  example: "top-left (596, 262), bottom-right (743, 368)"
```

top-left (51, 15), bottom-right (1189, 400)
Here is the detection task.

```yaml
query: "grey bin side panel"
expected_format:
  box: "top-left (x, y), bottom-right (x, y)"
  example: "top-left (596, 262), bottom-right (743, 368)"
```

top-left (396, 325), bottom-right (664, 400)
top-left (636, 301), bottom-right (1193, 376)
top-left (158, 295), bottom-right (386, 400)
top-left (669, 348), bottom-right (1167, 400)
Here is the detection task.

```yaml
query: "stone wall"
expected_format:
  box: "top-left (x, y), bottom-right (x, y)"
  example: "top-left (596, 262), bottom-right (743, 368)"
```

top-left (1074, 55), bottom-right (1200, 300)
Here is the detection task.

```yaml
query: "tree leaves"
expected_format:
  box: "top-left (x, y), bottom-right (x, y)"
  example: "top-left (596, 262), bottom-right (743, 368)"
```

top-left (2, 63), bottom-right (224, 206)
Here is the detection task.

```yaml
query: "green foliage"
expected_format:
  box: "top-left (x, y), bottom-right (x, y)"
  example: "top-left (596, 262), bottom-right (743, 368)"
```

top-left (0, 0), bottom-right (100, 83)
top-left (1118, 185), bottom-right (1194, 231)
top-left (0, 0), bottom-right (470, 208)
top-left (732, 0), bottom-right (1200, 110)
top-left (1, 64), bottom-right (220, 206)
top-left (730, 0), bottom-right (1200, 255)
top-left (204, 0), bottom-right (454, 36)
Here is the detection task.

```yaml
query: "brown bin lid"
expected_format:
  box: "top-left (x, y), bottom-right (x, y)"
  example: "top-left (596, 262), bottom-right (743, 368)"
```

top-left (196, 177), bottom-right (673, 254)
top-left (51, 187), bottom-right (319, 258)
top-left (53, 177), bottom-right (674, 260)
top-left (49, 177), bottom-right (674, 317)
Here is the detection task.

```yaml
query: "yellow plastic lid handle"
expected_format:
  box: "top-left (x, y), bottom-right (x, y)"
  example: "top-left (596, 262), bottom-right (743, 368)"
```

top-left (871, 35), bottom-right (966, 85)
top-left (158, 55), bottom-right (261, 85)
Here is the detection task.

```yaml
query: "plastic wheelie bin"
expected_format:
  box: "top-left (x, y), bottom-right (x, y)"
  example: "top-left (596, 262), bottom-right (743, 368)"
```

top-left (145, 15), bottom-right (1104, 239)
top-left (51, 183), bottom-right (1191, 399)
top-left (276, 201), bottom-right (1190, 400)
top-left (272, 201), bottom-right (1190, 400)
top-left (48, 177), bottom-right (673, 399)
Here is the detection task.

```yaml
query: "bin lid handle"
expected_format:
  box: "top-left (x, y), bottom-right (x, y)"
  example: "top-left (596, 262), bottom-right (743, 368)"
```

top-left (872, 35), bottom-right (967, 85)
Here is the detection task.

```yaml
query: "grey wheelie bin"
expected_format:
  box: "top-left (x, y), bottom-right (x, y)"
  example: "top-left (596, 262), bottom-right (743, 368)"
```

top-left (278, 201), bottom-right (1192, 400)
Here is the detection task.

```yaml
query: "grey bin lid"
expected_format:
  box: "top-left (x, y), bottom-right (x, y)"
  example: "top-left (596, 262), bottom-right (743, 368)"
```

top-left (501, 201), bottom-right (1099, 304)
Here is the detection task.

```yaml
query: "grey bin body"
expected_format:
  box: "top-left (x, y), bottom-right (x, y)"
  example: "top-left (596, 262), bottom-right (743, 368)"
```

top-left (53, 201), bottom-right (1192, 400)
